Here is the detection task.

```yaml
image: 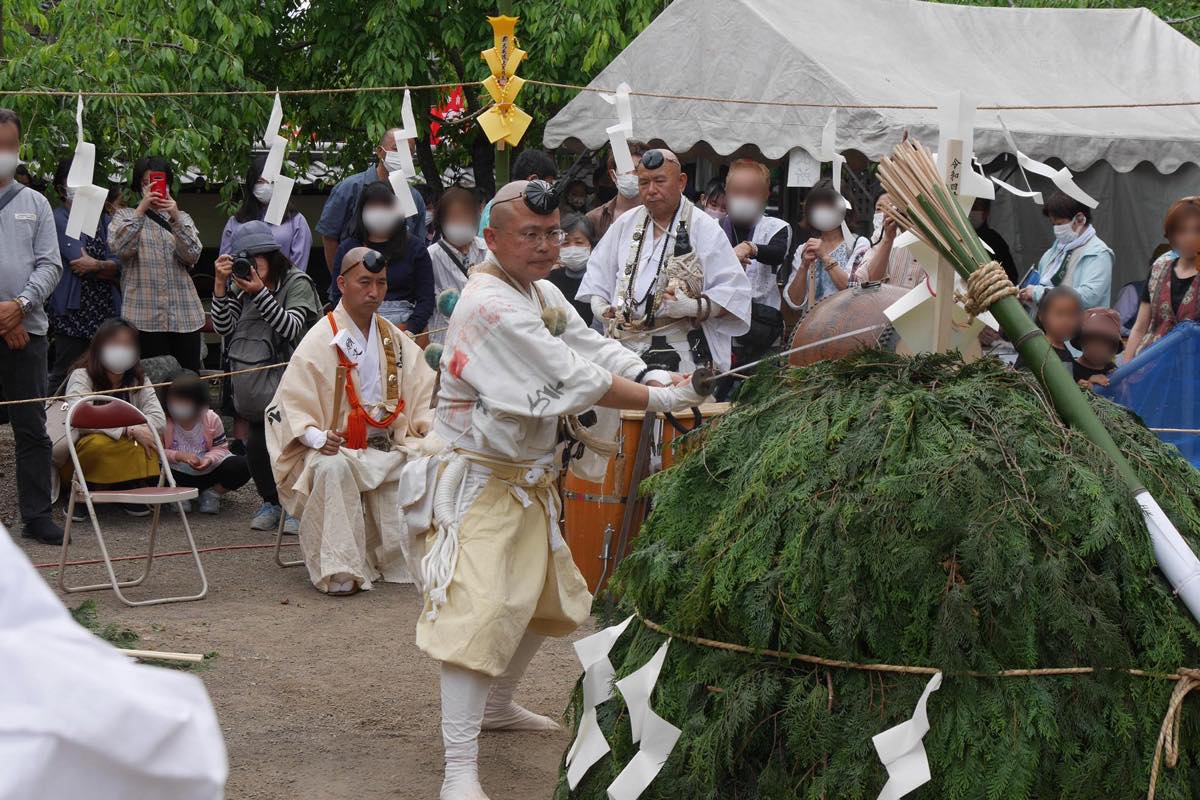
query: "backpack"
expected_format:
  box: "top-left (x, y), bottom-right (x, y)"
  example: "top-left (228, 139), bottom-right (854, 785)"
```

top-left (226, 269), bottom-right (317, 419)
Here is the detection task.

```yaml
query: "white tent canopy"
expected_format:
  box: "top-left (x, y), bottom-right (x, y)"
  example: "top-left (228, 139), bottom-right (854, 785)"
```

top-left (545, 0), bottom-right (1200, 291)
top-left (545, 0), bottom-right (1200, 172)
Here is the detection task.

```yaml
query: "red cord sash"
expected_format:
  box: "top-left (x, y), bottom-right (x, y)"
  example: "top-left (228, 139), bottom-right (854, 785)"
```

top-left (327, 313), bottom-right (405, 449)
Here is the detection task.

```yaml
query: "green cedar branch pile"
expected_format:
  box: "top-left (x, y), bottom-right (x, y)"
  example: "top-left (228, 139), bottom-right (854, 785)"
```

top-left (557, 352), bottom-right (1200, 800)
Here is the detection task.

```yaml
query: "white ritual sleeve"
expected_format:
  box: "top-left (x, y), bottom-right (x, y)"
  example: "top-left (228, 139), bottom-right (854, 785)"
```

top-left (456, 292), bottom-right (616, 420)
top-left (578, 210), bottom-right (634, 303)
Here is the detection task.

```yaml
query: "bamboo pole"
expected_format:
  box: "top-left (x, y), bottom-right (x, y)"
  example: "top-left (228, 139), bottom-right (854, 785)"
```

top-left (120, 648), bottom-right (205, 664)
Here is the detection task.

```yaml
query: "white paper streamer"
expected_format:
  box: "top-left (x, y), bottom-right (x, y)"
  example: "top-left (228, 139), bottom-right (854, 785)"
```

top-left (263, 174), bottom-right (295, 226)
top-left (256, 93), bottom-right (296, 222)
top-left (818, 110), bottom-right (853, 243)
top-left (383, 91), bottom-right (420, 221)
top-left (607, 639), bottom-right (681, 800)
top-left (990, 174), bottom-right (1043, 205)
top-left (996, 115), bottom-right (1097, 209)
top-left (787, 147), bottom-right (820, 188)
top-left (64, 95), bottom-right (105, 241)
top-left (601, 82), bottom-right (635, 175)
top-left (872, 672), bottom-right (943, 800)
top-left (565, 615), bottom-right (635, 789)
top-left (1136, 490), bottom-right (1200, 624)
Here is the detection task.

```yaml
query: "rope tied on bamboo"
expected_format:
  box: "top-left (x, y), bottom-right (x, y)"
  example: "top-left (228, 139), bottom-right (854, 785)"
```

top-left (962, 260), bottom-right (1018, 318)
top-left (636, 612), bottom-right (1199, 799)
top-left (1148, 667), bottom-right (1200, 800)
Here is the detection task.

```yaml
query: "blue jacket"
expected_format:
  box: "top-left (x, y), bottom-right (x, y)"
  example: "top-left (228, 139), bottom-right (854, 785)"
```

top-left (49, 206), bottom-right (121, 317)
top-left (1032, 235), bottom-right (1114, 310)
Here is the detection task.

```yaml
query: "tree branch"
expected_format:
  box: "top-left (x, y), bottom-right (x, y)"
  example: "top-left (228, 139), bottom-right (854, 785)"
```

top-left (1166, 13), bottom-right (1200, 25)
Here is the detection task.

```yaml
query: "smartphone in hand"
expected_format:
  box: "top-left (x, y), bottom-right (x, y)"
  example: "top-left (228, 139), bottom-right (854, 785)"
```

top-left (147, 170), bottom-right (168, 199)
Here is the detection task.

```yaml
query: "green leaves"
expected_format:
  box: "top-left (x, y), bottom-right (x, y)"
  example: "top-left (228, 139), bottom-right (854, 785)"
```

top-left (566, 353), bottom-right (1200, 799)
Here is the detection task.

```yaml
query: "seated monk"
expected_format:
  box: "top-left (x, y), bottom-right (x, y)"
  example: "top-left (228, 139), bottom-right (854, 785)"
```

top-left (265, 246), bottom-right (437, 595)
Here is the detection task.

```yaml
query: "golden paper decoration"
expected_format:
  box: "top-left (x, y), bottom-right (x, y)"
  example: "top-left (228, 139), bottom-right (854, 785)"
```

top-left (478, 15), bottom-right (531, 147)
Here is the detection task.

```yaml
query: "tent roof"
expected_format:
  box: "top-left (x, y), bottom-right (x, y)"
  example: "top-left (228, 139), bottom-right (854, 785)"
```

top-left (544, 0), bottom-right (1200, 173)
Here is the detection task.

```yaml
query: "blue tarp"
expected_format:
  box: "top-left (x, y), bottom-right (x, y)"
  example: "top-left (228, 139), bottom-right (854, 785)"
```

top-left (1097, 321), bottom-right (1200, 467)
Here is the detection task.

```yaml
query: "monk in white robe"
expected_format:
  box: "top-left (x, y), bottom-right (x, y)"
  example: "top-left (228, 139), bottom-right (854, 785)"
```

top-left (266, 246), bottom-right (437, 595)
top-left (578, 148), bottom-right (752, 373)
top-left (415, 181), bottom-right (707, 800)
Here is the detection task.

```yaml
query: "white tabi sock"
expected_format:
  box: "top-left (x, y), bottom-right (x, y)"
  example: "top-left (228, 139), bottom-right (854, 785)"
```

top-left (440, 662), bottom-right (492, 800)
top-left (482, 631), bottom-right (560, 732)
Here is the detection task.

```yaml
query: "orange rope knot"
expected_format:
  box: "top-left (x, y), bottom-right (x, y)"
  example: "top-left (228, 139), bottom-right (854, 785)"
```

top-left (326, 313), bottom-right (405, 450)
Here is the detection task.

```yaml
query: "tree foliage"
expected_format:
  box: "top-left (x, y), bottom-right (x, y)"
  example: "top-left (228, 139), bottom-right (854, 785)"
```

top-left (560, 353), bottom-right (1200, 799)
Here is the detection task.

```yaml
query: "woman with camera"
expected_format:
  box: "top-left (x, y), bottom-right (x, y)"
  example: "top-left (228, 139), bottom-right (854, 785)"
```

top-left (329, 181), bottom-right (434, 332)
top-left (220, 154), bottom-right (313, 272)
top-left (212, 221), bottom-right (321, 534)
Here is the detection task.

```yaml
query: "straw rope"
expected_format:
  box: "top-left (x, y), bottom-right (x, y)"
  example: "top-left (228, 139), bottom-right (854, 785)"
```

top-left (636, 613), bottom-right (1198, 798)
top-left (962, 260), bottom-right (1019, 318)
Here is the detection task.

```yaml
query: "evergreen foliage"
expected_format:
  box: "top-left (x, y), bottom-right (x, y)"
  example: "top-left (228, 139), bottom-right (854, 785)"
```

top-left (558, 353), bottom-right (1200, 800)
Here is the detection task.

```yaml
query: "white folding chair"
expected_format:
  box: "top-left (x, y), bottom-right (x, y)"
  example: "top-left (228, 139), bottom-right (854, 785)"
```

top-left (57, 395), bottom-right (208, 606)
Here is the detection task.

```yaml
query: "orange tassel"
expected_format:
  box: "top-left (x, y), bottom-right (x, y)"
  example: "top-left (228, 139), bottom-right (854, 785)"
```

top-left (344, 406), bottom-right (368, 450)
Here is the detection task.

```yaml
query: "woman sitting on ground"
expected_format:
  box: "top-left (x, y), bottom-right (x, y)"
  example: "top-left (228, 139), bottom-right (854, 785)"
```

top-left (163, 374), bottom-right (251, 515)
top-left (330, 181), bottom-right (435, 332)
top-left (54, 318), bottom-right (165, 517)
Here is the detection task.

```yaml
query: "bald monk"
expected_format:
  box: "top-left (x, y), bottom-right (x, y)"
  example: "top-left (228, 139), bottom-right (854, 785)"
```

top-left (265, 246), bottom-right (438, 595)
top-left (416, 180), bottom-right (707, 799)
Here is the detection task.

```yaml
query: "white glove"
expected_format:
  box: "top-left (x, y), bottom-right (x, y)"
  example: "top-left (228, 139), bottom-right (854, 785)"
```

top-left (302, 426), bottom-right (328, 450)
top-left (655, 294), bottom-right (700, 320)
top-left (589, 296), bottom-right (613, 321)
top-left (646, 381), bottom-right (708, 412)
top-left (639, 369), bottom-right (672, 387)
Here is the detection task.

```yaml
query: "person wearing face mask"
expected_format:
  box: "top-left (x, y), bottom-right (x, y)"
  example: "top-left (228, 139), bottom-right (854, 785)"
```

top-left (1124, 197), bottom-right (1200, 360)
top-left (316, 129), bottom-right (427, 275)
top-left (162, 373), bottom-right (250, 515)
top-left (220, 154), bottom-right (313, 275)
top-left (586, 141), bottom-right (648, 242)
top-left (856, 192), bottom-right (924, 288)
top-left (0, 108), bottom-right (64, 545)
top-left (1018, 191), bottom-right (1113, 311)
top-left (428, 187), bottom-right (488, 344)
top-left (697, 177), bottom-right (727, 219)
top-left (55, 318), bottom-right (165, 519)
top-left (546, 213), bottom-right (598, 326)
top-left (329, 181), bottom-right (435, 332)
top-left (722, 160), bottom-right (791, 309)
top-left (108, 155), bottom-right (204, 373)
top-left (784, 182), bottom-right (871, 313)
top-left (49, 156), bottom-right (122, 394)
top-left (212, 221), bottom-right (322, 534)
top-left (967, 198), bottom-right (1017, 285)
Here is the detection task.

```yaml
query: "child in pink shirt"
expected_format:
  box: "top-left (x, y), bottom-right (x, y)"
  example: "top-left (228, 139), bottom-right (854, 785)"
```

top-left (163, 374), bottom-right (250, 514)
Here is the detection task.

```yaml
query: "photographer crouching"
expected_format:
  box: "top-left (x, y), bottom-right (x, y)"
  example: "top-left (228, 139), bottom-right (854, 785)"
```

top-left (212, 221), bottom-right (322, 534)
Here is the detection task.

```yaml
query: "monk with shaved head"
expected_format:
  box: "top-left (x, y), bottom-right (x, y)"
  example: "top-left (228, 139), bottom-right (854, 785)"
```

top-left (414, 179), bottom-right (707, 799)
top-left (265, 239), bottom-right (438, 597)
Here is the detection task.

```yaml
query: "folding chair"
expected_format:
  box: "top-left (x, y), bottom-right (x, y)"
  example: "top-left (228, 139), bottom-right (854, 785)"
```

top-left (57, 395), bottom-right (208, 606)
top-left (273, 510), bottom-right (303, 568)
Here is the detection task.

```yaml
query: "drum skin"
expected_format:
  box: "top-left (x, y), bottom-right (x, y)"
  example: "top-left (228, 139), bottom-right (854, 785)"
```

top-left (788, 283), bottom-right (908, 367)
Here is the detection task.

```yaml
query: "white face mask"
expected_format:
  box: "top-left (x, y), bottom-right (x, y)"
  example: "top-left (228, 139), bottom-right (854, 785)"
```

top-left (363, 207), bottom-right (398, 237)
top-left (872, 212), bottom-right (886, 233)
top-left (726, 195), bottom-right (763, 225)
top-left (703, 207), bottom-right (723, 219)
top-left (810, 205), bottom-right (845, 232)
top-left (167, 401), bottom-right (197, 423)
top-left (0, 152), bottom-right (18, 180)
top-left (383, 149), bottom-right (406, 173)
top-left (61, 186), bottom-right (77, 203)
top-left (425, 210), bottom-right (434, 226)
top-left (100, 344), bottom-right (138, 375)
top-left (1053, 221), bottom-right (1077, 245)
top-left (615, 173), bottom-right (640, 199)
top-left (559, 245), bottom-right (591, 269)
top-left (442, 223), bottom-right (476, 248)
top-left (252, 181), bottom-right (273, 205)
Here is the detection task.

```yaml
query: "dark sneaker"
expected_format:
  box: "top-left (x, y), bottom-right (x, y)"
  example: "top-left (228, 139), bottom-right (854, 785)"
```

top-left (23, 517), bottom-right (64, 545)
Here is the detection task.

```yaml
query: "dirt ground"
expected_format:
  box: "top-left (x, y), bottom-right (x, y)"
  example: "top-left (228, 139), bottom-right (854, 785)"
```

top-left (5, 429), bottom-right (584, 799)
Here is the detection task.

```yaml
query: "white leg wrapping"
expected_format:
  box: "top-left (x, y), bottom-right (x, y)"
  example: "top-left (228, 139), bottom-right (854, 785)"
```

top-left (440, 662), bottom-right (492, 800)
top-left (483, 631), bottom-right (560, 732)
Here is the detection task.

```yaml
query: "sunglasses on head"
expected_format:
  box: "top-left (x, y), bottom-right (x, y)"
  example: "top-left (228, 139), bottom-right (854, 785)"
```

top-left (494, 179), bottom-right (559, 216)
top-left (640, 149), bottom-right (679, 170)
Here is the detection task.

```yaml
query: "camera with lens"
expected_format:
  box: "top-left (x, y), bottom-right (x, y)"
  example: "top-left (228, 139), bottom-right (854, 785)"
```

top-left (231, 252), bottom-right (254, 281)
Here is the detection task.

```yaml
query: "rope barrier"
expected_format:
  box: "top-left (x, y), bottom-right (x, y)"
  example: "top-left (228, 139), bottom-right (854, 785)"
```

top-left (636, 612), bottom-right (1196, 799)
top-left (31, 540), bottom-right (297, 570)
top-left (0, 78), bottom-right (1195, 112)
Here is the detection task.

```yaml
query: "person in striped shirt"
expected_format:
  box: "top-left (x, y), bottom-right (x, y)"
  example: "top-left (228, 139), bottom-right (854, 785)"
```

top-left (212, 221), bottom-right (321, 534)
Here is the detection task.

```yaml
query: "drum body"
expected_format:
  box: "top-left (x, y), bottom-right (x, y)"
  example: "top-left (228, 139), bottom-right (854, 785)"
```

top-left (789, 282), bottom-right (907, 367)
top-left (661, 402), bottom-right (731, 469)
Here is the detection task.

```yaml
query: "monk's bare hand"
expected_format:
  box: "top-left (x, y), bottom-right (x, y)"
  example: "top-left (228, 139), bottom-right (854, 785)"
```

top-left (320, 431), bottom-right (345, 455)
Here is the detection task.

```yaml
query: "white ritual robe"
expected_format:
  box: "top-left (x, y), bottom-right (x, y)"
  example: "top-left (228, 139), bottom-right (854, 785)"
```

top-left (578, 199), bottom-right (752, 371)
top-left (427, 237), bottom-right (488, 345)
top-left (740, 215), bottom-right (792, 309)
top-left (0, 528), bottom-right (227, 799)
top-left (266, 304), bottom-right (437, 591)
top-left (417, 266), bottom-right (646, 675)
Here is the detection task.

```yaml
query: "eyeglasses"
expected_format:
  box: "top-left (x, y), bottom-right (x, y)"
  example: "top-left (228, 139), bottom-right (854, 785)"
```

top-left (640, 149), bottom-right (680, 170)
top-left (506, 228), bottom-right (567, 247)
top-left (493, 179), bottom-right (560, 216)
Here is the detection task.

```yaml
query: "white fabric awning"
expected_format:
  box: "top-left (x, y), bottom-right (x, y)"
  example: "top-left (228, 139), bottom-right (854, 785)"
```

top-left (544, 0), bottom-right (1200, 174)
